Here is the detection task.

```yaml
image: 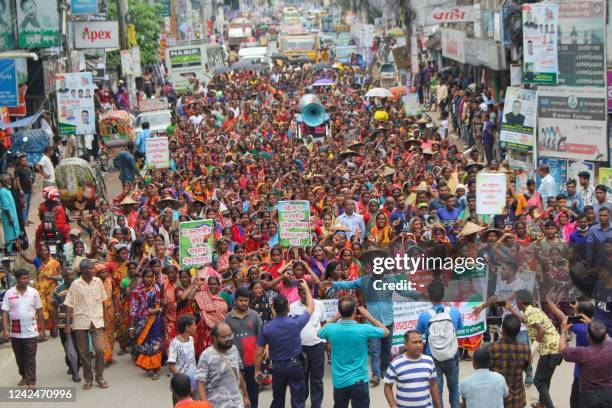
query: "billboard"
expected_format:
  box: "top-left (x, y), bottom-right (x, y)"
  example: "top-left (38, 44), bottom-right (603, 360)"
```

top-left (0, 59), bottom-right (18, 107)
top-left (557, 1), bottom-right (605, 87)
top-left (537, 86), bottom-right (608, 162)
top-left (17, 0), bottom-right (61, 48)
top-left (441, 28), bottom-right (466, 64)
top-left (0, 2), bottom-right (14, 50)
top-left (522, 3), bottom-right (559, 85)
top-left (55, 73), bottom-right (96, 135)
top-left (73, 21), bottom-right (119, 49)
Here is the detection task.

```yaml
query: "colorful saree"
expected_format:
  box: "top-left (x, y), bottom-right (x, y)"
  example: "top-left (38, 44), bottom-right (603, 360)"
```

top-left (102, 278), bottom-right (116, 363)
top-left (194, 287), bottom-right (227, 356)
top-left (117, 277), bottom-right (138, 350)
top-left (35, 258), bottom-right (61, 328)
top-left (130, 282), bottom-right (164, 371)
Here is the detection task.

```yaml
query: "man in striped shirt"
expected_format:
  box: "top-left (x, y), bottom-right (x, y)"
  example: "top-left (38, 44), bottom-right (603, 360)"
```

top-left (384, 330), bottom-right (441, 408)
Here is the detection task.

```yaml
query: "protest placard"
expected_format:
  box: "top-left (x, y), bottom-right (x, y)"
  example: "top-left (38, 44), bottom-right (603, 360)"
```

top-left (179, 219), bottom-right (215, 269)
top-left (278, 200), bottom-right (312, 247)
top-left (476, 173), bottom-right (507, 215)
top-left (145, 137), bottom-right (170, 169)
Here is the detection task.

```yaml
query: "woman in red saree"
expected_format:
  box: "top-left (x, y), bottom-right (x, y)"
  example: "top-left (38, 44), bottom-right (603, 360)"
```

top-left (97, 266), bottom-right (119, 364)
top-left (161, 264), bottom-right (179, 353)
top-left (194, 276), bottom-right (228, 356)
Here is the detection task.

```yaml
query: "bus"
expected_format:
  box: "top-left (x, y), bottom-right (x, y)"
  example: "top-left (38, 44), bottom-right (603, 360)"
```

top-left (282, 7), bottom-right (300, 25)
top-left (279, 25), bottom-right (319, 61)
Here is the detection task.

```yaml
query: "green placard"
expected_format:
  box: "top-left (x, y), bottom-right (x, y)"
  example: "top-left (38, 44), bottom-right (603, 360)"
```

top-left (277, 200), bottom-right (312, 247)
top-left (169, 48), bottom-right (202, 68)
top-left (179, 219), bottom-right (215, 269)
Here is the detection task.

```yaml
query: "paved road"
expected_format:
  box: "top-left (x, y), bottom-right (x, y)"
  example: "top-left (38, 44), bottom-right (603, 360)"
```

top-left (1, 165), bottom-right (573, 407)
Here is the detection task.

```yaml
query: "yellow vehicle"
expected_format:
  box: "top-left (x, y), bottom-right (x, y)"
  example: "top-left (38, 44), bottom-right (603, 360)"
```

top-left (282, 7), bottom-right (300, 25)
top-left (279, 26), bottom-right (319, 61)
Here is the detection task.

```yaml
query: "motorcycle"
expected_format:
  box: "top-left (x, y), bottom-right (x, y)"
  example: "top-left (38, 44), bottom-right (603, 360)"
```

top-left (40, 210), bottom-right (65, 262)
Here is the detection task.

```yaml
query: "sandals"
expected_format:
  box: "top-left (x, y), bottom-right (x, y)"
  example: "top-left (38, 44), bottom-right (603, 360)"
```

top-left (96, 379), bottom-right (109, 388)
top-left (18, 379), bottom-right (27, 386)
top-left (525, 375), bottom-right (534, 387)
top-left (83, 383), bottom-right (93, 390)
top-left (151, 372), bottom-right (159, 381)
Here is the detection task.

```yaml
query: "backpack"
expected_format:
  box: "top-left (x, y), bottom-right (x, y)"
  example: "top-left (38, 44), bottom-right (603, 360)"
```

top-left (427, 306), bottom-right (458, 362)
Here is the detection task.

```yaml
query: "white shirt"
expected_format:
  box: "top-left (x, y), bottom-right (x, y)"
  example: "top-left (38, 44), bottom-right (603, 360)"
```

top-left (1, 286), bottom-right (42, 339)
top-left (189, 114), bottom-right (203, 126)
top-left (38, 155), bottom-right (55, 182)
top-left (537, 174), bottom-right (556, 205)
top-left (168, 335), bottom-right (197, 386)
top-left (289, 299), bottom-right (326, 346)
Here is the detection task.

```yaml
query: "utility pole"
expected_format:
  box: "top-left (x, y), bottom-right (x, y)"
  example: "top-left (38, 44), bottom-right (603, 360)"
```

top-left (117, 0), bottom-right (136, 109)
top-left (59, 0), bottom-right (72, 72)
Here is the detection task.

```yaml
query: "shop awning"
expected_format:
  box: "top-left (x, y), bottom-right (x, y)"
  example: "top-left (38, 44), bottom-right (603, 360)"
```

top-left (0, 111), bottom-right (43, 129)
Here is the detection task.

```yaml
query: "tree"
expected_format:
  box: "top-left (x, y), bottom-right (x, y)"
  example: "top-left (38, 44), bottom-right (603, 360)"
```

top-left (107, 0), bottom-right (163, 66)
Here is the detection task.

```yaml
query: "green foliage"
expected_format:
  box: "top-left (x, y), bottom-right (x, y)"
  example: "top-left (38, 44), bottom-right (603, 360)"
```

top-left (107, 0), bottom-right (163, 65)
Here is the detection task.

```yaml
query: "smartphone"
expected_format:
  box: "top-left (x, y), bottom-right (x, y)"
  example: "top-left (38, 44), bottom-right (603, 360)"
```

top-left (568, 316), bottom-right (582, 324)
top-left (288, 279), bottom-right (300, 288)
top-left (555, 260), bottom-right (566, 268)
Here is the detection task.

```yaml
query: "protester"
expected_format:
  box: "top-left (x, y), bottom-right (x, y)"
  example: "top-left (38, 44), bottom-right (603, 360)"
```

top-left (487, 314), bottom-right (531, 408)
top-left (64, 258), bottom-right (108, 390)
top-left (318, 295), bottom-right (389, 408)
top-left (0, 174), bottom-right (20, 253)
top-left (52, 267), bottom-right (81, 383)
top-left (560, 319), bottom-right (612, 407)
top-left (289, 282), bottom-right (326, 408)
top-left (225, 286), bottom-right (262, 408)
top-left (1, 268), bottom-right (45, 388)
top-left (417, 281), bottom-right (463, 408)
top-left (196, 321), bottom-right (250, 408)
top-left (171, 373), bottom-right (213, 408)
top-left (168, 315), bottom-right (198, 394)
top-left (459, 347), bottom-right (508, 408)
top-left (384, 330), bottom-right (441, 408)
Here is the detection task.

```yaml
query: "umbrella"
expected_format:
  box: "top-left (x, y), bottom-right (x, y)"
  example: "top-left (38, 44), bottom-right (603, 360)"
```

top-left (313, 62), bottom-right (331, 71)
top-left (312, 78), bottom-right (335, 87)
top-left (365, 87), bottom-right (393, 98)
top-left (213, 66), bottom-right (231, 75)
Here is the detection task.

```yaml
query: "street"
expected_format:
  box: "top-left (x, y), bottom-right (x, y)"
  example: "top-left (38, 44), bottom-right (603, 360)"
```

top-left (0, 165), bottom-right (574, 408)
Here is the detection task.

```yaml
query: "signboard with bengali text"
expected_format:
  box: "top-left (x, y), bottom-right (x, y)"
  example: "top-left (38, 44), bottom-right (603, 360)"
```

top-left (476, 173), bottom-right (507, 215)
top-left (179, 219), bottom-right (215, 269)
top-left (278, 200), bottom-right (312, 247)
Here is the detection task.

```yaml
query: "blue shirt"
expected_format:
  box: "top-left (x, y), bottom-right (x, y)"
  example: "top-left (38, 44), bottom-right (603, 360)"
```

top-left (570, 323), bottom-right (589, 378)
top-left (112, 151), bottom-right (139, 182)
top-left (459, 369), bottom-right (508, 408)
top-left (437, 207), bottom-right (462, 230)
top-left (336, 212), bottom-right (366, 241)
top-left (135, 129), bottom-right (151, 154)
top-left (318, 320), bottom-right (385, 388)
top-left (566, 192), bottom-right (584, 213)
top-left (390, 209), bottom-right (409, 235)
top-left (569, 230), bottom-right (588, 245)
top-left (383, 353), bottom-right (436, 408)
top-left (333, 276), bottom-right (420, 326)
top-left (416, 304), bottom-right (464, 355)
top-left (256, 313), bottom-right (310, 361)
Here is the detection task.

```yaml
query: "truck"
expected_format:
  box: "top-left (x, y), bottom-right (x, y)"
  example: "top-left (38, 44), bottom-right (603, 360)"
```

top-left (238, 47), bottom-right (269, 66)
top-left (279, 26), bottom-right (319, 62)
top-left (227, 18), bottom-right (254, 50)
top-left (165, 43), bottom-right (226, 90)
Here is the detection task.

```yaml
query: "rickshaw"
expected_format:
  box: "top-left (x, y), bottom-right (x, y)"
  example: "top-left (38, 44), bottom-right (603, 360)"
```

top-left (99, 110), bottom-right (136, 148)
top-left (55, 158), bottom-right (107, 211)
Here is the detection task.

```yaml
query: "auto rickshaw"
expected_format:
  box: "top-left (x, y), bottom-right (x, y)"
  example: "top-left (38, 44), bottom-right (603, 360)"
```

top-left (55, 158), bottom-right (107, 211)
top-left (99, 110), bottom-right (135, 147)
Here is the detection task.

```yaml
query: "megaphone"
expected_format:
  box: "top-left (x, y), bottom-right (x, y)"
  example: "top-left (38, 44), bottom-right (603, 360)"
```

top-left (299, 94), bottom-right (326, 127)
top-left (426, 214), bottom-right (440, 227)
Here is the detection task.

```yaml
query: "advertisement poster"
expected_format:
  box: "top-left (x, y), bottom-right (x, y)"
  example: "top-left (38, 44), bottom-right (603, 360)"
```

top-left (8, 59), bottom-right (28, 116)
top-left (0, 59), bottom-right (18, 107)
top-left (598, 168), bottom-right (612, 193)
top-left (537, 157), bottom-right (568, 195)
top-left (476, 173), bottom-right (507, 215)
top-left (145, 137), bottom-right (170, 169)
top-left (17, 0), bottom-right (61, 48)
top-left (500, 87), bottom-right (536, 151)
top-left (120, 49), bottom-right (133, 75)
top-left (55, 73), bottom-right (95, 135)
top-left (567, 161), bottom-right (594, 186)
top-left (441, 28), bottom-right (466, 64)
top-left (0, 3), bottom-right (14, 50)
top-left (537, 86), bottom-right (607, 162)
top-left (179, 219), bottom-right (215, 269)
top-left (557, 1), bottom-right (605, 87)
top-left (510, 64), bottom-right (522, 86)
top-left (72, 0), bottom-right (98, 14)
top-left (278, 201), bottom-right (312, 247)
top-left (320, 300), bottom-right (486, 351)
top-left (84, 50), bottom-right (106, 85)
top-left (402, 93), bottom-right (420, 115)
top-left (522, 3), bottom-right (559, 85)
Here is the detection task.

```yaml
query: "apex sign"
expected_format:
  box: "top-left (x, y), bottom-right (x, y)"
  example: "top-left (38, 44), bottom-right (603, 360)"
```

top-left (425, 6), bottom-right (473, 25)
top-left (73, 21), bottom-right (119, 49)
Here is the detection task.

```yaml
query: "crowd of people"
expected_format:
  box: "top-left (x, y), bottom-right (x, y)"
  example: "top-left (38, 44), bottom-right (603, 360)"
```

top-left (1, 55), bottom-right (612, 408)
